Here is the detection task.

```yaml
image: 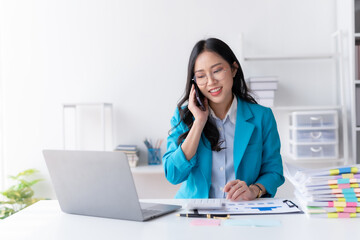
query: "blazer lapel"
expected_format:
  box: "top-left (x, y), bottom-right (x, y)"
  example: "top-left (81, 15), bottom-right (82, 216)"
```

top-left (233, 98), bottom-right (255, 175)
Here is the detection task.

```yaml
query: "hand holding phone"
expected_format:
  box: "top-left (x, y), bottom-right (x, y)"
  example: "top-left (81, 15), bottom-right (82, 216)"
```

top-left (192, 80), bottom-right (206, 111)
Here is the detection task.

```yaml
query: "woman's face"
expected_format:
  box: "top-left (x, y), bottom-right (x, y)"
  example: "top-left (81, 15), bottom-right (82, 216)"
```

top-left (193, 50), bottom-right (237, 106)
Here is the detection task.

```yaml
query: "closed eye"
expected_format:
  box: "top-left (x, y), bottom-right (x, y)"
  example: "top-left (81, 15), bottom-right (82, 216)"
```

top-left (213, 68), bottom-right (223, 74)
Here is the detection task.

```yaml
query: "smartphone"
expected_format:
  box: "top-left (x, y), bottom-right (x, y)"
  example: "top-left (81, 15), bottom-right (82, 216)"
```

top-left (192, 79), bottom-right (206, 111)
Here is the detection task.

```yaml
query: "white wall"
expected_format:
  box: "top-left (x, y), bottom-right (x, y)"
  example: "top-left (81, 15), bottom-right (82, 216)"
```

top-left (0, 0), bottom-right (337, 198)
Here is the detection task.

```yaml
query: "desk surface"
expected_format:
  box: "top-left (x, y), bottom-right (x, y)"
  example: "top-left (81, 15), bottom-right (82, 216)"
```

top-left (1, 199), bottom-right (359, 240)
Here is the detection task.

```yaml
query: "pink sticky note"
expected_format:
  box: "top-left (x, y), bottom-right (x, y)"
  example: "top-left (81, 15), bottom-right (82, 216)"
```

top-left (344, 207), bottom-right (356, 213)
top-left (190, 219), bottom-right (221, 226)
top-left (339, 184), bottom-right (350, 189)
top-left (338, 213), bottom-right (351, 218)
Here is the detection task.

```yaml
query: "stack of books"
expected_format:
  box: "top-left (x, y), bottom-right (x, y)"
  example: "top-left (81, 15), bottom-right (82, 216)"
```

top-left (246, 76), bottom-right (279, 107)
top-left (114, 144), bottom-right (139, 167)
top-left (285, 162), bottom-right (360, 218)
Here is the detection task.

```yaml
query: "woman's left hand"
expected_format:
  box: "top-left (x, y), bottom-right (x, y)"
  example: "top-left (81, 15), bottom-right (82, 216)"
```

top-left (223, 179), bottom-right (257, 201)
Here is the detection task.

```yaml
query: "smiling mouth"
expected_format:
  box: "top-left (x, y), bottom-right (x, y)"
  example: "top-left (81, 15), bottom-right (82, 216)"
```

top-left (209, 87), bottom-right (221, 93)
top-left (209, 87), bottom-right (222, 96)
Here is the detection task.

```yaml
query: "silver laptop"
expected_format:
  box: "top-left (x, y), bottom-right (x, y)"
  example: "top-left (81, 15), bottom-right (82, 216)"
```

top-left (43, 150), bottom-right (181, 221)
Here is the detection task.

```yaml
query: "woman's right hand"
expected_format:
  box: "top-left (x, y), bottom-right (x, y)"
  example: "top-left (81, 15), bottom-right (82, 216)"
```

top-left (180, 84), bottom-right (210, 161)
top-left (188, 84), bottom-right (209, 127)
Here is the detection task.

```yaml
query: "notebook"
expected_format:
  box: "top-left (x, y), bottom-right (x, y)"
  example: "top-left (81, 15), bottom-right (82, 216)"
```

top-left (43, 150), bottom-right (181, 221)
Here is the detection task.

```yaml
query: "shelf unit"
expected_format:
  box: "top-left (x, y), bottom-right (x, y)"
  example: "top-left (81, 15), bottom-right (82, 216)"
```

top-left (339, 0), bottom-right (360, 165)
top-left (354, 0), bottom-right (360, 164)
top-left (62, 103), bottom-right (114, 151)
top-left (240, 33), bottom-right (349, 165)
top-left (335, 0), bottom-right (360, 165)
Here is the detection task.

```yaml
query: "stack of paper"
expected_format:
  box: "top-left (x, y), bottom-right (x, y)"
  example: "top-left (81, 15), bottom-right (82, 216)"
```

top-left (246, 76), bottom-right (278, 107)
top-left (114, 144), bottom-right (139, 167)
top-left (284, 162), bottom-right (360, 218)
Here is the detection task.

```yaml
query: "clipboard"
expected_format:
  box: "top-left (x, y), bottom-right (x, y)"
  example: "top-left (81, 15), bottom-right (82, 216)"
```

top-left (196, 198), bottom-right (303, 215)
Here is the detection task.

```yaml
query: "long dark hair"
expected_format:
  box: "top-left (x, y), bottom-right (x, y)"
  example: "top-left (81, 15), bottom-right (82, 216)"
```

top-left (173, 38), bottom-right (257, 151)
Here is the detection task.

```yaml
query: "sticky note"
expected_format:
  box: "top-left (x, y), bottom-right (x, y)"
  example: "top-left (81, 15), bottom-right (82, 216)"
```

top-left (339, 167), bottom-right (351, 174)
top-left (342, 173), bottom-right (354, 178)
top-left (333, 202), bottom-right (346, 207)
top-left (338, 178), bottom-right (350, 184)
top-left (328, 213), bottom-right (356, 218)
top-left (330, 169), bottom-right (339, 175)
top-left (190, 219), bottom-right (221, 226)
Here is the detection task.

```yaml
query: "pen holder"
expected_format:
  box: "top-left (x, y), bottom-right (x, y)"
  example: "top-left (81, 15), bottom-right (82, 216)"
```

top-left (148, 148), bottom-right (161, 165)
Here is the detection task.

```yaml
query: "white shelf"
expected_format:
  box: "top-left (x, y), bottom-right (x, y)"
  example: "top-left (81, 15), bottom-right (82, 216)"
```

top-left (355, 80), bottom-right (360, 84)
top-left (356, 127), bottom-right (360, 131)
top-left (243, 54), bottom-right (335, 61)
top-left (283, 155), bottom-right (345, 164)
top-left (355, 33), bottom-right (360, 38)
top-left (130, 164), bottom-right (164, 174)
top-left (272, 105), bottom-right (342, 111)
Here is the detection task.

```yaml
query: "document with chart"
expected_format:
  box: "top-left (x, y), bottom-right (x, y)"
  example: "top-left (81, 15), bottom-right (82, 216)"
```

top-left (197, 198), bottom-right (302, 215)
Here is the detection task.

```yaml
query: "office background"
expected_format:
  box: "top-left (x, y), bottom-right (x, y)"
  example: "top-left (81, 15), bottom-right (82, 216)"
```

top-left (0, 0), bottom-right (345, 199)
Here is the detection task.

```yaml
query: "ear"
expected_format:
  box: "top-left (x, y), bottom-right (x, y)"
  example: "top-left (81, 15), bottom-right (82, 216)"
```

top-left (231, 61), bottom-right (239, 77)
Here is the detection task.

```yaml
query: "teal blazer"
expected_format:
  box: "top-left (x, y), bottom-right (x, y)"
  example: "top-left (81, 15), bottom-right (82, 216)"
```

top-left (163, 97), bottom-right (284, 198)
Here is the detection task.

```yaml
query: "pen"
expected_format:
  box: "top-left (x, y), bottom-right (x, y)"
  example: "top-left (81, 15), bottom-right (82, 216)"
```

top-left (176, 213), bottom-right (230, 219)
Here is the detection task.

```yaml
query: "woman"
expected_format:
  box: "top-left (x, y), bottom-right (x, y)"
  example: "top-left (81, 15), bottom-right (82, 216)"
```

top-left (163, 38), bottom-right (284, 201)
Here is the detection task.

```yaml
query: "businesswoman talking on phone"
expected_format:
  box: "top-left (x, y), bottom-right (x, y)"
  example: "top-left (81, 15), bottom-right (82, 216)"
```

top-left (163, 38), bottom-right (284, 201)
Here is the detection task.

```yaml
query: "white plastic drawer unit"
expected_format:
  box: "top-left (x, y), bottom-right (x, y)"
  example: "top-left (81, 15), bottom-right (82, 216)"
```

top-left (289, 128), bottom-right (338, 143)
top-left (290, 110), bottom-right (338, 128)
top-left (288, 110), bottom-right (339, 160)
top-left (289, 142), bottom-right (338, 159)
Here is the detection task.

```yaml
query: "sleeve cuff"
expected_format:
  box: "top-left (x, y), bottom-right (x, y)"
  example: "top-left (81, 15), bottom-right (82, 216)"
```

top-left (256, 176), bottom-right (280, 198)
top-left (171, 143), bottom-right (197, 171)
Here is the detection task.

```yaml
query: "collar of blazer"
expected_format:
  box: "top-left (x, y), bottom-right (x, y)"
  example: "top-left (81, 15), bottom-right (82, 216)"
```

top-left (198, 97), bottom-right (255, 191)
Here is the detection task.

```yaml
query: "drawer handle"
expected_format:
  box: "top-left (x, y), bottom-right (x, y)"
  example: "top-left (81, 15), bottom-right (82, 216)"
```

top-left (310, 132), bottom-right (322, 139)
top-left (310, 147), bottom-right (323, 153)
top-left (310, 117), bottom-right (322, 121)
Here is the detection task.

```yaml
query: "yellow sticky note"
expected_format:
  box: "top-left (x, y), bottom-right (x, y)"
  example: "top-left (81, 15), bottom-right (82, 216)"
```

top-left (328, 213), bottom-right (338, 218)
top-left (335, 207), bottom-right (344, 212)
top-left (333, 202), bottom-right (346, 207)
top-left (342, 173), bottom-right (354, 178)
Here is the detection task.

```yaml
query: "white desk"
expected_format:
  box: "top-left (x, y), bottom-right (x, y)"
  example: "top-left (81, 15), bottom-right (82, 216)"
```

top-left (1, 199), bottom-right (359, 240)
